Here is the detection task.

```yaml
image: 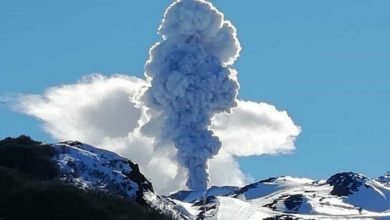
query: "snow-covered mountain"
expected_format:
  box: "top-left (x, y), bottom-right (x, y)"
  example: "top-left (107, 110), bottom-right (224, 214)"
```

top-left (51, 141), bottom-right (390, 220)
top-left (376, 173), bottom-right (390, 187)
top-left (51, 141), bottom-right (189, 220)
top-left (2, 137), bottom-right (390, 220)
top-left (168, 174), bottom-right (390, 219)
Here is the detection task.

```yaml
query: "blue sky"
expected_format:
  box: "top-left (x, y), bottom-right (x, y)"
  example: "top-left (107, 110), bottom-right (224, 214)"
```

top-left (1, 0), bottom-right (390, 180)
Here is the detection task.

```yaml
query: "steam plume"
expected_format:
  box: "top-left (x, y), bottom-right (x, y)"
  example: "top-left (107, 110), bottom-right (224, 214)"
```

top-left (143, 0), bottom-right (241, 191)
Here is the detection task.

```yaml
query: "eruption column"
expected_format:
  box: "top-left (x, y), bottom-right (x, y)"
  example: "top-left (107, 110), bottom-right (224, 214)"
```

top-left (144, 0), bottom-right (241, 191)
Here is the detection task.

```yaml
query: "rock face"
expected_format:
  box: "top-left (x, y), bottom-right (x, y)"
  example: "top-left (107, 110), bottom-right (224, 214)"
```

top-left (51, 141), bottom-right (190, 220)
top-left (326, 172), bottom-right (368, 196)
top-left (53, 141), bottom-right (153, 204)
top-left (1, 136), bottom-right (390, 220)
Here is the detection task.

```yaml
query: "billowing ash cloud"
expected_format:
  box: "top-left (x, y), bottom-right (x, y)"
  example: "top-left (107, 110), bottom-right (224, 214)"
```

top-left (9, 0), bottom-right (302, 194)
top-left (142, 0), bottom-right (241, 191)
top-left (13, 74), bottom-right (300, 194)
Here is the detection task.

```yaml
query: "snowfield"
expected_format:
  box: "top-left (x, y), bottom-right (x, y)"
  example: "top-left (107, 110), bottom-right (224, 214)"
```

top-left (170, 173), bottom-right (390, 220)
top-left (50, 141), bottom-right (390, 220)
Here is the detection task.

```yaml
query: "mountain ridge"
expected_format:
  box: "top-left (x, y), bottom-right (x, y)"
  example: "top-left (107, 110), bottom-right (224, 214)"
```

top-left (1, 136), bottom-right (390, 220)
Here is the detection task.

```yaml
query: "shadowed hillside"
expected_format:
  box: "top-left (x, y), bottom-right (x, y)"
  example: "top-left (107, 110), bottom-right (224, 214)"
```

top-left (0, 136), bottom-right (172, 220)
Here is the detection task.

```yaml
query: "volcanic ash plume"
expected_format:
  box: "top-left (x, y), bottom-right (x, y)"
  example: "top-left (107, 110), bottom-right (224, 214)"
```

top-left (143, 0), bottom-right (241, 191)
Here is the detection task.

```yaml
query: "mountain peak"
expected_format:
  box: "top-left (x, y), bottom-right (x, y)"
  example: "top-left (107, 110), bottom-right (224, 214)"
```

top-left (376, 172), bottom-right (390, 187)
top-left (326, 172), bottom-right (369, 196)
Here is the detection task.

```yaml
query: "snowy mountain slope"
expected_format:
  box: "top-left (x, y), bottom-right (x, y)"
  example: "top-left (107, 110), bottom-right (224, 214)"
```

top-left (171, 174), bottom-right (390, 220)
top-left (170, 186), bottom-right (240, 203)
top-left (327, 172), bottom-right (390, 212)
top-left (53, 141), bottom-right (150, 201)
top-left (50, 141), bottom-right (191, 220)
top-left (52, 141), bottom-right (390, 219)
top-left (377, 173), bottom-right (390, 187)
top-left (0, 136), bottom-right (174, 220)
top-left (4, 136), bottom-right (390, 220)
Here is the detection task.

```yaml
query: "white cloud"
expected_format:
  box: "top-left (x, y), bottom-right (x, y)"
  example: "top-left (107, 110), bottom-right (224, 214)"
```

top-left (212, 100), bottom-right (301, 157)
top-left (17, 74), bottom-right (145, 143)
top-left (14, 74), bottom-right (301, 194)
top-left (209, 150), bottom-right (248, 187)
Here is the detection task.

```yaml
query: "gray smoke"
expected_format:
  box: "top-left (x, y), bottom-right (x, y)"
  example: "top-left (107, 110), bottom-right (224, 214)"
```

top-left (143, 0), bottom-right (241, 191)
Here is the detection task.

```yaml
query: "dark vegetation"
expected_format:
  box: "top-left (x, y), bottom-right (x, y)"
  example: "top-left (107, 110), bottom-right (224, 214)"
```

top-left (0, 135), bottom-right (58, 180)
top-left (0, 136), bottom-right (172, 220)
